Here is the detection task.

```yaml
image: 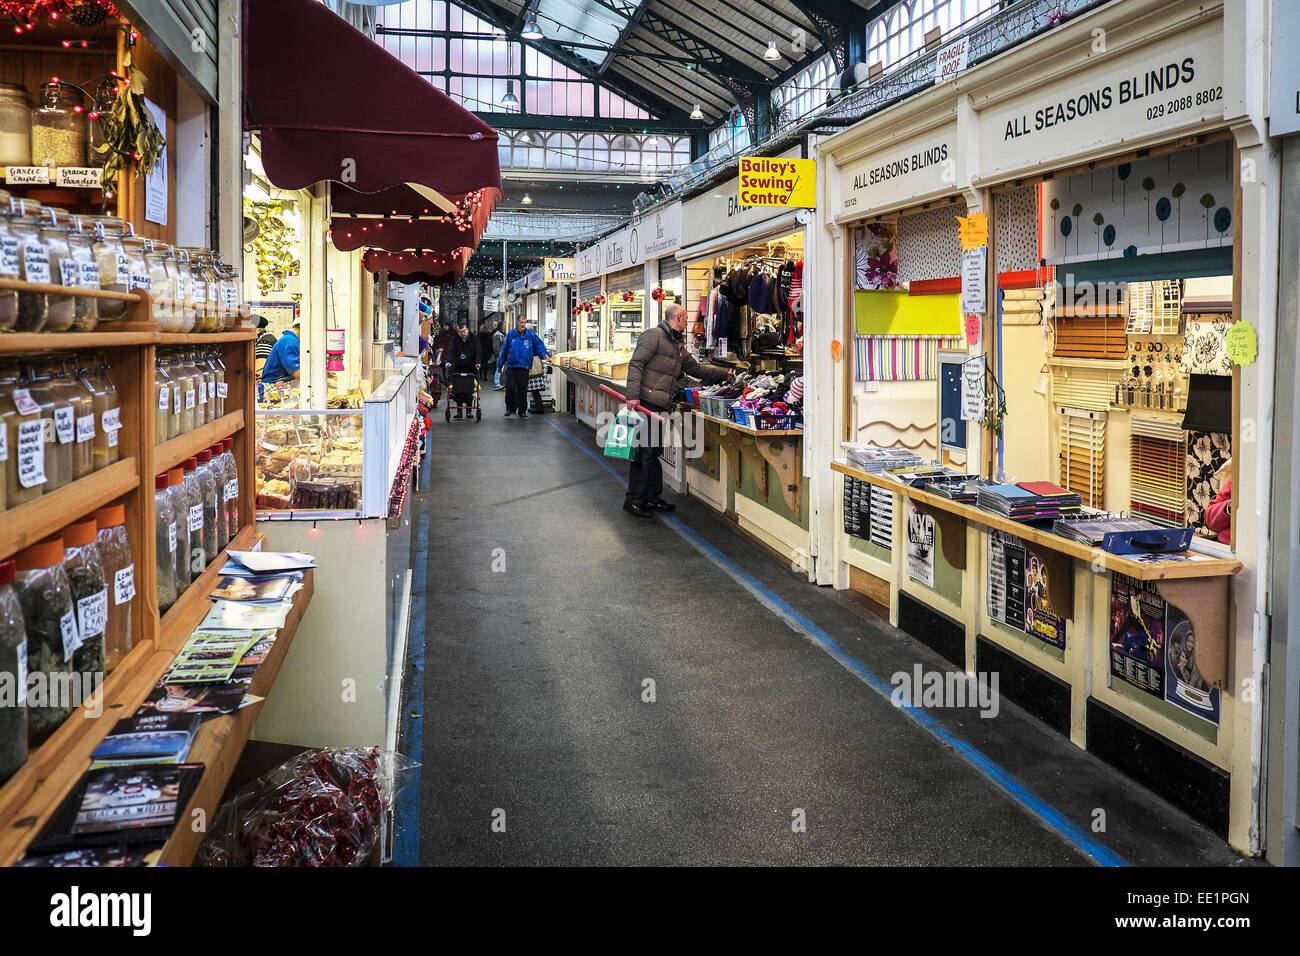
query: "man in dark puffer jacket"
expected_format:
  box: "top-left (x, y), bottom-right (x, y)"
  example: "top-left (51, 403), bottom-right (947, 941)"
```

top-left (623, 304), bottom-right (730, 517)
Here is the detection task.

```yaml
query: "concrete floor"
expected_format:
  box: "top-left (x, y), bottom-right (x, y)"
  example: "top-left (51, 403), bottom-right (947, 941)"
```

top-left (402, 385), bottom-right (1247, 866)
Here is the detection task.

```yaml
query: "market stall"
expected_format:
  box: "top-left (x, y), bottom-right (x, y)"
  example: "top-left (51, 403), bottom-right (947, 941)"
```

top-left (814, 0), bottom-right (1268, 850)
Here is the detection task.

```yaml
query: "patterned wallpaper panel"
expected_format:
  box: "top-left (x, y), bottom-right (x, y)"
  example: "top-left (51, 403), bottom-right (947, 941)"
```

top-left (897, 202), bottom-right (967, 283)
top-left (996, 185), bottom-right (1040, 273)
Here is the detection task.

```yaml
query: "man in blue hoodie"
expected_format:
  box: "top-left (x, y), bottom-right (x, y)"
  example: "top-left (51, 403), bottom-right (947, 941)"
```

top-left (496, 314), bottom-right (549, 418)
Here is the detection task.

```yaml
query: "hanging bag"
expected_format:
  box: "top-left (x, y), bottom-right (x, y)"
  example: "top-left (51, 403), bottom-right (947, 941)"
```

top-left (603, 407), bottom-right (640, 460)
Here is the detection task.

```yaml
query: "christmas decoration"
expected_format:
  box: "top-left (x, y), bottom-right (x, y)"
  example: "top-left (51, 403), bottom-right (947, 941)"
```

top-left (594, 294), bottom-right (605, 306)
top-left (650, 287), bottom-right (665, 301)
top-left (0, 1), bottom-right (117, 25)
top-left (622, 290), bottom-right (634, 302)
top-left (91, 28), bottom-right (166, 197)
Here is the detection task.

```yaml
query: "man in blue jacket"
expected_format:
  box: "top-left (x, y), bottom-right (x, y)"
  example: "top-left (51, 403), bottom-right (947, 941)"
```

top-left (496, 314), bottom-right (549, 418)
top-left (261, 322), bottom-right (301, 384)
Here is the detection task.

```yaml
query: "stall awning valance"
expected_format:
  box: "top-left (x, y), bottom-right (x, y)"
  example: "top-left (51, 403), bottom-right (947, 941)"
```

top-left (329, 185), bottom-right (499, 254)
top-left (363, 248), bottom-right (470, 286)
top-left (242, 0), bottom-right (501, 197)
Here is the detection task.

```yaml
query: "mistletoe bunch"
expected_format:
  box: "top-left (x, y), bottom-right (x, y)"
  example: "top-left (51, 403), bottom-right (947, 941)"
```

top-left (93, 37), bottom-right (165, 193)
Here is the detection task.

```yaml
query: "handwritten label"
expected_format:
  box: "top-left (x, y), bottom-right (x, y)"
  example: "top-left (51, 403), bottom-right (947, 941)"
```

top-left (192, 280), bottom-right (206, 304)
top-left (0, 236), bottom-right (18, 275)
top-left (59, 258), bottom-right (78, 287)
top-left (168, 521), bottom-right (177, 554)
top-left (76, 588), bottom-right (108, 640)
top-left (185, 390), bottom-right (196, 411)
top-left (957, 211), bottom-right (988, 252)
top-left (101, 407), bottom-right (121, 432)
top-left (961, 355), bottom-right (986, 422)
top-left (158, 387), bottom-right (169, 411)
top-left (130, 272), bottom-right (151, 292)
top-left (54, 406), bottom-right (74, 444)
top-left (1226, 319), bottom-right (1258, 366)
top-left (17, 419), bottom-right (45, 488)
top-left (115, 253), bottom-right (131, 285)
top-left (76, 413), bottom-right (95, 443)
top-left (208, 381), bottom-right (216, 400)
top-left (197, 382), bottom-right (207, 405)
top-left (0, 428), bottom-right (6, 462)
top-left (217, 383), bottom-right (228, 399)
top-left (60, 609), bottom-right (81, 661)
top-left (12, 388), bottom-right (39, 415)
top-left (15, 642), bottom-right (26, 706)
top-left (22, 241), bottom-right (50, 283)
top-left (3, 166), bottom-right (50, 185)
top-left (188, 504), bottom-right (204, 533)
top-left (114, 565), bottom-right (136, 604)
top-left (55, 166), bottom-right (103, 188)
top-left (224, 479), bottom-right (238, 502)
top-left (79, 261), bottom-right (100, 289)
top-left (107, 427), bottom-right (118, 448)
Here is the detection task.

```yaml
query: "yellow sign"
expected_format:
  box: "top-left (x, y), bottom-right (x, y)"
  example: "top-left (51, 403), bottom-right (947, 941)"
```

top-left (1225, 319), bottom-right (1257, 366)
top-left (739, 156), bottom-right (816, 208)
top-left (957, 211), bottom-right (988, 252)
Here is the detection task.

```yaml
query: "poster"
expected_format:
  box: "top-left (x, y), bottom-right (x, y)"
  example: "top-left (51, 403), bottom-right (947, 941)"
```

top-left (143, 98), bottom-right (167, 226)
top-left (987, 530), bottom-right (1027, 632)
top-left (1024, 553), bottom-right (1066, 650)
top-left (904, 499), bottom-right (935, 588)
top-left (1163, 603), bottom-right (1221, 725)
top-left (960, 355), bottom-right (985, 421)
top-left (1109, 575), bottom-right (1166, 700)
top-left (960, 246), bottom-right (986, 313)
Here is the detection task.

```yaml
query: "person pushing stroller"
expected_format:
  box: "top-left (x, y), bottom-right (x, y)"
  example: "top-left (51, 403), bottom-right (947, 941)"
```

top-left (444, 321), bottom-right (482, 420)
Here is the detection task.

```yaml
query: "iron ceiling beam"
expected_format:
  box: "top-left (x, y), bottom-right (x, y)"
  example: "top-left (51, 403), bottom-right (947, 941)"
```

top-left (596, 0), bottom-right (655, 76)
top-left (645, 2), bottom-right (778, 78)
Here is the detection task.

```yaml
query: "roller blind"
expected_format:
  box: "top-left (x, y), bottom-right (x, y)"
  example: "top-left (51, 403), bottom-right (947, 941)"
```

top-left (578, 278), bottom-right (601, 302)
top-left (605, 267), bottom-right (643, 297)
top-left (658, 257), bottom-right (682, 283)
top-left (1058, 406), bottom-right (1106, 508)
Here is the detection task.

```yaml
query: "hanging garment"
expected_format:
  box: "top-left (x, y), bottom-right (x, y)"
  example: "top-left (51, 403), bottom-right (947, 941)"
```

top-left (775, 262), bottom-right (794, 316)
top-left (787, 261), bottom-right (804, 345)
top-left (747, 271), bottom-right (770, 313)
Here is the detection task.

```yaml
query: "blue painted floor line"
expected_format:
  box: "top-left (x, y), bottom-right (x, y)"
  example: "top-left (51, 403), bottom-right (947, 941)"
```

top-left (547, 418), bottom-right (1128, 868)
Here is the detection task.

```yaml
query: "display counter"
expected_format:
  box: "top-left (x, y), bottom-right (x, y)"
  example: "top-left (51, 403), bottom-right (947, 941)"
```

top-left (553, 350), bottom-right (631, 427)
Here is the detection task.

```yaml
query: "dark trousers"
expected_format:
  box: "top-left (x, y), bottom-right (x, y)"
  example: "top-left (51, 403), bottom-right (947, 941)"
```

top-left (625, 407), bottom-right (665, 505)
top-left (504, 366), bottom-right (530, 414)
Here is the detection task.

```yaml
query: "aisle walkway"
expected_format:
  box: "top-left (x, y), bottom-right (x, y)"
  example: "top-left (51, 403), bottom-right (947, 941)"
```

top-left (399, 386), bottom-right (1243, 867)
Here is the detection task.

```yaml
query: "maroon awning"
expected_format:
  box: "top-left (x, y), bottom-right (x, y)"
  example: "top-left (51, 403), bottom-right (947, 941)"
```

top-left (243, 0), bottom-right (501, 196)
top-left (363, 248), bottom-right (470, 286)
top-left (329, 185), bottom-right (499, 253)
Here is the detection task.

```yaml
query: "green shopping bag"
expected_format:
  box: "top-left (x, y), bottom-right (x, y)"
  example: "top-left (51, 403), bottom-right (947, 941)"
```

top-left (603, 408), bottom-right (641, 460)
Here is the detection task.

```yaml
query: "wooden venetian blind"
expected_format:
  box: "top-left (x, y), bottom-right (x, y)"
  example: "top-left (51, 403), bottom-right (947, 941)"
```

top-left (1052, 310), bottom-right (1128, 359)
top-left (1058, 406), bottom-right (1106, 507)
top-left (1130, 417), bottom-right (1188, 527)
top-left (1050, 365), bottom-right (1115, 412)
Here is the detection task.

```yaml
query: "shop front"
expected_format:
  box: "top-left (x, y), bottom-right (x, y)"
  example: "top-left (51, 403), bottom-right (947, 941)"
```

top-left (816, 0), bottom-right (1272, 853)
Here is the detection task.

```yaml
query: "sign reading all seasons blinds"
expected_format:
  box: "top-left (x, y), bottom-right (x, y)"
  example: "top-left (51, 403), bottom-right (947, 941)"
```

top-left (978, 19), bottom-right (1225, 179)
top-left (836, 122), bottom-right (958, 218)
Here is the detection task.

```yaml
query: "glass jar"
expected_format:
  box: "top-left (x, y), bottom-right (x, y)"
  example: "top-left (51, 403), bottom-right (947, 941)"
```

top-left (168, 246), bottom-right (196, 334)
top-left (181, 457), bottom-right (205, 580)
top-left (20, 362), bottom-right (72, 492)
top-left (86, 217), bottom-right (130, 320)
top-left (0, 359), bottom-right (42, 506)
top-left (154, 474), bottom-right (176, 613)
top-left (30, 82), bottom-right (86, 168)
top-left (35, 209), bottom-right (75, 332)
top-left (195, 449), bottom-right (219, 563)
top-left (163, 353), bottom-right (183, 439)
top-left (215, 258), bottom-right (240, 330)
top-left (187, 250), bottom-right (219, 333)
top-left (0, 558), bottom-right (27, 784)
top-left (143, 241), bottom-right (173, 330)
top-left (14, 536), bottom-right (75, 748)
top-left (192, 349), bottom-right (213, 425)
top-left (10, 204), bottom-right (53, 332)
top-left (62, 518), bottom-right (106, 682)
top-left (221, 437), bottom-right (239, 544)
top-left (75, 353), bottom-right (119, 469)
top-left (120, 232), bottom-right (150, 301)
top-left (93, 503), bottom-right (134, 673)
top-left (40, 358), bottom-right (94, 480)
top-left (164, 467), bottom-right (188, 600)
top-left (174, 351), bottom-right (198, 435)
top-left (61, 218), bottom-right (100, 331)
top-left (154, 351), bottom-right (173, 444)
top-left (0, 83), bottom-right (31, 168)
top-left (212, 349), bottom-right (229, 416)
top-left (208, 443), bottom-right (230, 551)
top-left (0, 191), bottom-right (20, 331)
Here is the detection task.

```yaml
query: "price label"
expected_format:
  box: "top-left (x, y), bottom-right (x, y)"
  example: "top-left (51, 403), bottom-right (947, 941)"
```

top-left (158, 387), bottom-right (169, 411)
top-left (208, 381), bottom-right (216, 400)
top-left (12, 388), bottom-right (39, 415)
top-left (42, 418), bottom-right (55, 443)
top-left (54, 406), bottom-right (74, 444)
top-left (22, 241), bottom-right (50, 284)
top-left (102, 407), bottom-right (121, 432)
top-left (17, 418), bottom-right (45, 488)
top-left (130, 272), bottom-right (151, 292)
top-left (60, 609), bottom-right (81, 661)
top-left (76, 413), bottom-right (95, 443)
top-left (107, 427), bottom-right (118, 448)
top-left (170, 386), bottom-right (181, 415)
top-left (173, 278), bottom-right (186, 302)
top-left (115, 253), bottom-right (131, 285)
top-left (188, 504), bottom-right (204, 533)
top-left (114, 565), bottom-right (136, 604)
top-left (192, 280), bottom-right (206, 303)
top-left (15, 642), bottom-right (27, 706)
top-left (0, 236), bottom-right (18, 276)
top-left (76, 588), bottom-right (108, 640)
top-left (79, 261), bottom-right (100, 289)
top-left (59, 258), bottom-right (78, 287)
top-left (168, 521), bottom-right (177, 554)
top-left (197, 382), bottom-right (207, 405)
top-left (217, 383), bottom-right (228, 399)
top-left (185, 390), bottom-right (196, 411)
top-left (224, 479), bottom-right (238, 502)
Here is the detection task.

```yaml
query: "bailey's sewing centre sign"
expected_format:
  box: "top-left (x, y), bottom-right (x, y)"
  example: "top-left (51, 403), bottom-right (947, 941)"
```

top-left (738, 157), bottom-right (816, 208)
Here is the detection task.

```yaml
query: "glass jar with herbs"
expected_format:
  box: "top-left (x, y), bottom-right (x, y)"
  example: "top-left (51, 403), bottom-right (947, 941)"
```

top-left (94, 504), bottom-right (134, 672)
top-left (211, 349), bottom-right (229, 417)
top-left (154, 474), bottom-right (176, 613)
top-left (143, 241), bottom-right (172, 330)
top-left (33, 209), bottom-right (76, 332)
top-left (215, 258), bottom-right (240, 330)
top-left (192, 349), bottom-right (213, 426)
top-left (64, 217), bottom-right (102, 330)
top-left (154, 352), bottom-right (173, 444)
top-left (0, 83), bottom-right (31, 168)
top-left (19, 362), bottom-right (72, 493)
top-left (14, 537), bottom-right (75, 748)
top-left (209, 441), bottom-right (233, 550)
top-left (166, 467), bottom-right (190, 598)
top-left (40, 358), bottom-right (94, 480)
top-left (86, 218), bottom-right (129, 320)
top-left (77, 354), bottom-right (120, 469)
top-left (163, 353), bottom-right (183, 439)
top-left (166, 246), bottom-right (196, 334)
top-left (0, 191), bottom-right (21, 332)
top-left (120, 232), bottom-right (150, 303)
top-left (30, 82), bottom-right (86, 168)
top-left (195, 449), bottom-right (220, 563)
top-left (62, 518), bottom-right (106, 681)
top-left (181, 457), bottom-right (206, 579)
top-left (0, 558), bottom-right (27, 784)
top-left (187, 250), bottom-right (219, 333)
top-left (0, 359), bottom-right (43, 507)
top-left (10, 203), bottom-right (52, 332)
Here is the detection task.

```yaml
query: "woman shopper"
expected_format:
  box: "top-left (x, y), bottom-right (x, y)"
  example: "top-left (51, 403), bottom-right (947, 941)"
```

top-left (444, 321), bottom-right (482, 419)
top-left (496, 315), bottom-right (549, 418)
top-left (492, 321), bottom-right (507, 390)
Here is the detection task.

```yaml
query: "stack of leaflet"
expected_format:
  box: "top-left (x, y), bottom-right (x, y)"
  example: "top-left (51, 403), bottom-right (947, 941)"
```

top-left (882, 464), bottom-right (952, 487)
top-left (842, 443), bottom-right (924, 474)
top-left (1053, 513), bottom-right (1193, 553)
top-left (927, 478), bottom-right (984, 503)
top-left (977, 484), bottom-right (1043, 521)
top-left (1016, 481), bottom-right (1083, 520)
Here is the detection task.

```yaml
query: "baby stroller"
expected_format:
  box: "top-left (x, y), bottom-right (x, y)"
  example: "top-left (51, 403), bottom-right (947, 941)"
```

top-left (445, 370), bottom-right (481, 422)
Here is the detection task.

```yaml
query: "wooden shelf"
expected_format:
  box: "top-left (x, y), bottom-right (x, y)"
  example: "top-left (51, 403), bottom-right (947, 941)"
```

top-left (158, 329), bottom-right (257, 344)
top-left (154, 410), bottom-right (246, 475)
top-left (830, 460), bottom-right (1243, 581)
top-left (0, 457), bottom-right (137, 562)
top-left (158, 525), bottom-right (259, 650)
top-left (0, 527), bottom-right (271, 867)
top-left (0, 330), bottom-right (161, 352)
top-left (159, 570), bottom-right (315, 866)
top-left (693, 408), bottom-right (803, 438)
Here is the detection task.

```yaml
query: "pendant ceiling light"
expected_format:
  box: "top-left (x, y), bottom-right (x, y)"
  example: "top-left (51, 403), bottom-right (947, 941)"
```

top-left (764, 40), bottom-right (781, 61)
top-left (521, 15), bottom-right (542, 40)
top-left (645, 135), bottom-right (658, 147)
top-left (519, 131), bottom-right (531, 143)
top-left (501, 80), bottom-right (518, 107)
top-left (690, 104), bottom-right (703, 120)
top-left (521, 193), bottom-right (533, 205)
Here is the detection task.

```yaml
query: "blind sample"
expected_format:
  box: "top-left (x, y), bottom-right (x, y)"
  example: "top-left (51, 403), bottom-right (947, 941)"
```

top-left (1058, 406), bottom-right (1106, 508)
top-left (1130, 432), bottom-right (1187, 527)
